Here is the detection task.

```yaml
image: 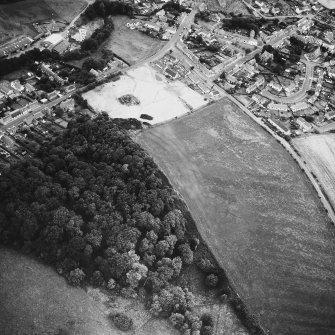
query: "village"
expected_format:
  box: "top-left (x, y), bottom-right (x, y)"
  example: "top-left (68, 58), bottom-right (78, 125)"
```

top-left (0, 0), bottom-right (335, 169)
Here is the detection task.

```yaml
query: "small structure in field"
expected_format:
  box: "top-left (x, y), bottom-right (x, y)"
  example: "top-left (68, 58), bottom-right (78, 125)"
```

top-left (118, 94), bottom-right (140, 106)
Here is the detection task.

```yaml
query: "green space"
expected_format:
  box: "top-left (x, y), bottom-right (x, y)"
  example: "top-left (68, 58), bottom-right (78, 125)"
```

top-left (136, 98), bottom-right (335, 335)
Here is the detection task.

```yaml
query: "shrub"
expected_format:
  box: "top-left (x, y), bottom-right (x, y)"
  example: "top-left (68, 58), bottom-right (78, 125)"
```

top-left (140, 114), bottom-right (153, 121)
top-left (68, 268), bottom-right (85, 286)
top-left (110, 312), bottom-right (133, 331)
top-left (205, 274), bottom-right (219, 288)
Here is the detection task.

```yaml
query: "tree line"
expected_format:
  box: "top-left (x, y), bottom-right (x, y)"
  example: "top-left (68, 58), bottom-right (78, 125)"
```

top-left (0, 113), bottom-right (221, 334)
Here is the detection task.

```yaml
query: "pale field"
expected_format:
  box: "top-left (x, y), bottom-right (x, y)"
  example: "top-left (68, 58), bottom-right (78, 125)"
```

top-left (318, 0), bottom-right (335, 9)
top-left (83, 65), bottom-right (207, 124)
top-left (293, 134), bottom-right (335, 210)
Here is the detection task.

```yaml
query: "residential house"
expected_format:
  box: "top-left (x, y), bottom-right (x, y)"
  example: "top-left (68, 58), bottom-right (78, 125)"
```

top-left (296, 117), bottom-right (313, 132)
top-left (268, 81), bottom-right (282, 92)
top-left (89, 68), bottom-right (99, 77)
top-left (291, 101), bottom-right (309, 113)
top-left (60, 98), bottom-right (75, 111)
top-left (25, 83), bottom-right (35, 94)
top-left (11, 80), bottom-right (24, 92)
top-left (164, 67), bottom-right (178, 80)
top-left (47, 90), bottom-right (58, 101)
top-left (325, 110), bottom-right (335, 120)
top-left (65, 84), bottom-right (76, 93)
top-left (0, 81), bottom-right (14, 96)
top-left (41, 63), bottom-right (65, 85)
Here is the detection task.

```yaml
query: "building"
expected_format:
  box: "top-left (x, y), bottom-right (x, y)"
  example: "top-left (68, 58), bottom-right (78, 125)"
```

top-left (164, 67), bottom-right (178, 80)
top-left (53, 40), bottom-right (69, 55)
top-left (145, 23), bottom-right (160, 32)
top-left (89, 68), bottom-right (99, 77)
top-left (268, 102), bottom-right (288, 112)
top-left (0, 81), bottom-right (14, 96)
top-left (25, 83), bottom-right (35, 94)
top-left (260, 51), bottom-right (273, 63)
top-left (284, 82), bottom-right (296, 94)
top-left (291, 101), bottom-right (309, 113)
top-left (197, 82), bottom-right (210, 94)
top-left (41, 63), bottom-right (65, 85)
top-left (268, 117), bottom-right (291, 135)
top-left (296, 117), bottom-right (313, 132)
top-left (47, 90), bottom-right (58, 101)
top-left (71, 28), bottom-right (87, 42)
top-left (11, 80), bottom-right (24, 92)
top-left (226, 74), bottom-right (237, 85)
top-left (60, 98), bottom-right (75, 111)
top-left (268, 81), bottom-right (282, 92)
top-left (325, 110), bottom-right (335, 120)
top-left (65, 84), bottom-right (76, 93)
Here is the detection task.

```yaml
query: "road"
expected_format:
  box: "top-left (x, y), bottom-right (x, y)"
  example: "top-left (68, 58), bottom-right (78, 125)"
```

top-left (1, 93), bottom-right (72, 130)
top-left (96, 9), bottom-right (197, 81)
top-left (260, 61), bottom-right (314, 103)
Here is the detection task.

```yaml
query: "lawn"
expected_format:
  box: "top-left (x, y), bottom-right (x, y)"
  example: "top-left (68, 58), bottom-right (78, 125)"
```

top-left (318, 0), bottom-right (335, 9)
top-left (293, 134), bottom-right (335, 211)
top-left (136, 98), bottom-right (335, 335)
top-left (217, 0), bottom-right (249, 14)
top-left (0, 0), bottom-right (58, 43)
top-left (0, 248), bottom-right (178, 335)
top-left (83, 65), bottom-right (207, 124)
top-left (44, 0), bottom-right (88, 23)
top-left (103, 15), bottom-right (167, 65)
top-left (0, 246), bottom-right (247, 335)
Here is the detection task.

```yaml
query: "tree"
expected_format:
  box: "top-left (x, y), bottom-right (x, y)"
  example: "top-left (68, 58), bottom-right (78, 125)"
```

top-left (68, 268), bottom-right (85, 286)
top-left (205, 274), bottom-right (219, 288)
top-left (109, 313), bottom-right (133, 331)
top-left (178, 243), bottom-right (193, 265)
top-left (55, 107), bottom-right (64, 117)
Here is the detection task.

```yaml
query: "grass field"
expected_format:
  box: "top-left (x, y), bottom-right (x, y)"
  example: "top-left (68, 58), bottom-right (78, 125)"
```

top-left (104, 16), bottom-right (167, 65)
top-left (293, 134), bottom-right (335, 211)
top-left (136, 99), bottom-right (335, 335)
top-left (217, 0), bottom-right (249, 14)
top-left (0, 246), bottom-right (247, 335)
top-left (0, 0), bottom-right (58, 44)
top-left (44, 0), bottom-right (88, 23)
top-left (318, 0), bottom-right (335, 9)
top-left (83, 65), bottom-right (207, 124)
top-left (0, 248), bottom-right (179, 335)
top-left (0, 0), bottom-right (87, 44)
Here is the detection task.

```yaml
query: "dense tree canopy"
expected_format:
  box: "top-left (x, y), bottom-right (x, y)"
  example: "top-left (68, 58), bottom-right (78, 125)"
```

top-left (0, 113), bottom-right (195, 294)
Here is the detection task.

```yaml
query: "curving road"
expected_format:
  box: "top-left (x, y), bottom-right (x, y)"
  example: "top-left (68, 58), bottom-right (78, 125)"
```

top-left (261, 61), bottom-right (314, 103)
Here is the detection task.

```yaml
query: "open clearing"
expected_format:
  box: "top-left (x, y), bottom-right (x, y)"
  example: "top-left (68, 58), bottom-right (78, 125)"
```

top-left (0, 248), bottom-right (178, 335)
top-left (44, 0), bottom-right (88, 23)
top-left (0, 0), bottom-right (58, 43)
top-left (217, 0), bottom-right (249, 15)
top-left (84, 65), bottom-right (207, 124)
top-left (104, 16), bottom-right (167, 65)
top-left (293, 134), bottom-right (335, 211)
top-left (136, 99), bottom-right (335, 335)
top-left (318, 0), bottom-right (335, 9)
top-left (0, 247), bottom-right (247, 335)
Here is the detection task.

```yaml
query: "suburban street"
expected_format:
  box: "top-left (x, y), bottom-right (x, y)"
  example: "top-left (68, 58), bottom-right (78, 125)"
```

top-left (261, 61), bottom-right (314, 103)
top-left (1, 93), bottom-right (72, 130)
top-left (2, 3), bottom-right (335, 227)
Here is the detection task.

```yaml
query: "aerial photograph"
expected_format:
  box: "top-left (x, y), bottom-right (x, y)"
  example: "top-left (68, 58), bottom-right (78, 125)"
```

top-left (0, 0), bottom-right (335, 334)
